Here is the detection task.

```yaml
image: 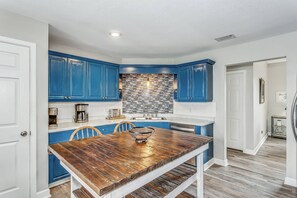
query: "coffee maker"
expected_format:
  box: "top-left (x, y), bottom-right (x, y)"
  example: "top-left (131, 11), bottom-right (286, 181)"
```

top-left (74, 104), bottom-right (89, 123)
top-left (48, 107), bottom-right (58, 128)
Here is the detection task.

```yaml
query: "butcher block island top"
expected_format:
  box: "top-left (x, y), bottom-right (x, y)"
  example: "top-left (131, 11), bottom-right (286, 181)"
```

top-left (48, 128), bottom-right (212, 197)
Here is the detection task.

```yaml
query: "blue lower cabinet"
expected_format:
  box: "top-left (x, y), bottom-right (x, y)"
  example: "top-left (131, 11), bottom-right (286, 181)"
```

top-left (49, 154), bottom-right (70, 184)
top-left (195, 124), bottom-right (214, 164)
top-left (49, 130), bottom-right (75, 145)
top-left (133, 122), bottom-right (170, 129)
top-left (96, 124), bottom-right (117, 135)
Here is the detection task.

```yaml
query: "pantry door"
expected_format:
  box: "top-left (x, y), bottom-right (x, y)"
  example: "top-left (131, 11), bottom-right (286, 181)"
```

top-left (227, 71), bottom-right (245, 150)
top-left (0, 39), bottom-right (30, 197)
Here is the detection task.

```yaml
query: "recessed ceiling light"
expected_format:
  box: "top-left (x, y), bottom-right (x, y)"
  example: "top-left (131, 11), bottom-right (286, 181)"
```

top-left (109, 31), bottom-right (121, 37)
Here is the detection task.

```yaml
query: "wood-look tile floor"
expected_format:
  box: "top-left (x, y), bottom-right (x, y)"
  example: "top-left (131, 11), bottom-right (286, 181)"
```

top-left (50, 137), bottom-right (297, 198)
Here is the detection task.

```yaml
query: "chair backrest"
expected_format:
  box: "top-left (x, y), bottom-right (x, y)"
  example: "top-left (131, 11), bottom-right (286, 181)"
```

top-left (69, 126), bottom-right (103, 141)
top-left (114, 121), bottom-right (136, 133)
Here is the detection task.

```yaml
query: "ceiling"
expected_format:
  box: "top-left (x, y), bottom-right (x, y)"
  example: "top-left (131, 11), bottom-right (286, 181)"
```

top-left (1, 0), bottom-right (297, 59)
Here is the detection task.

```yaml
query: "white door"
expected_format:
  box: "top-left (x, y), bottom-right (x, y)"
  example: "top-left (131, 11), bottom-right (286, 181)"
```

top-left (227, 71), bottom-right (245, 150)
top-left (0, 41), bottom-right (30, 197)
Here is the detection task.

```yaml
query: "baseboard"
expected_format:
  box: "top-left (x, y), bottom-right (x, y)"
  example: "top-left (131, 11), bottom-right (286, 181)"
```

top-left (284, 177), bottom-right (297, 187)
top-left (36, 188), bottom-right (51, 198)
top-left (204, 158), bottom-right (214, 171)
top-left (213, 158), bottom-right (228, 166)
top-left (48, 177), bottom-right (70, 188)
top-left (243, 133), bottom-right (268, 155)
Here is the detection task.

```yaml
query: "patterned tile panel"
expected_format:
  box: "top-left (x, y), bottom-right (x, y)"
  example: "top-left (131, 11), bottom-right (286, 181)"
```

top-left (122, 74), bottom-right (174, 114)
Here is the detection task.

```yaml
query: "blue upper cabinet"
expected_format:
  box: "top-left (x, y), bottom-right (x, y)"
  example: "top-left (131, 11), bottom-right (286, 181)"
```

top-left (48, 55), bottom-right (68, 100)
top-left (87, 61), bottom-right (104, 100)
top-left (177, 59), bottom-right (214, 102)
top-left (49, 51), bottom-right (120, 102)
top-left (105, 65), bottom-right (119, 100)
top-left (68, 59), bottom-right (87, 100)
top-left (177, 66), bottom-right (191, 101)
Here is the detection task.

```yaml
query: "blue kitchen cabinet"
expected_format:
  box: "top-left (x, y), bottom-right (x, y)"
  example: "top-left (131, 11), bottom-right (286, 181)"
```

top-left (49, 154), bottom-right (70, 184)
top-left (105, 65), bottom-right (119, 100)
top-left (177, 59), bottom-right (214, 102)
top-left (48, 55), bottom-right (68, 100)
top-left (87, 61), bottom-right (104, 100)
top-left (96, 124), bottom-right (117, 135)
top-left (68, 59), bottom-right (87, 100)
top-left (177, 66), bottom-right (191, 101)
top-left (196, 124), bottom-right (214, 164)
top-left (49, 55), bottom-right (87, 101)
top-left (49, 51), bottom-right (120, 102)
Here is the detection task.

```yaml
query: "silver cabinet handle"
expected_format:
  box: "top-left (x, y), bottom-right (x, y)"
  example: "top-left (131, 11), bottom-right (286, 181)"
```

top-left (64, 96), bottom-right (67, 99)
top-left (68, 96), bottom-right (71, 99)
top-left (20, 131), bottom-right (28, 137)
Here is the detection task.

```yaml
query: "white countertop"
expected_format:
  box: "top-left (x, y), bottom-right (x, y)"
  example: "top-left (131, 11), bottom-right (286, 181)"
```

top-left (48, 114), bottom-right (215, 133)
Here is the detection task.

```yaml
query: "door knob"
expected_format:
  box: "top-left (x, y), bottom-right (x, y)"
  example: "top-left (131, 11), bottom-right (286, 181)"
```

top-left (20, 131), bottom-right (28, 137)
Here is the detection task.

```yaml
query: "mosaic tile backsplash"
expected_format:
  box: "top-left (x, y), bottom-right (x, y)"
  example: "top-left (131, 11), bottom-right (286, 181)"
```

top-left (122, 74), bottom-right (174, 114)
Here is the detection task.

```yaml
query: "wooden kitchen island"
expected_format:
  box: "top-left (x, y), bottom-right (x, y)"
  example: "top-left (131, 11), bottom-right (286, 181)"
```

top-left (48, 128), bottom-right (212, 198)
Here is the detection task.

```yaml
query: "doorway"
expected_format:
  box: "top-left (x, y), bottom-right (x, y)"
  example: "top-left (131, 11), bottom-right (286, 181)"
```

top-left (226, 58), bottom-right (287, 152)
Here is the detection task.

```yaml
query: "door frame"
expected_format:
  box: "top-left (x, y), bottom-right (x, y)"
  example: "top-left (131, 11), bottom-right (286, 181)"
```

top-left (0, 36), bottom-right (37, 197)
top-left (226, 70), bottom-right (247, 151)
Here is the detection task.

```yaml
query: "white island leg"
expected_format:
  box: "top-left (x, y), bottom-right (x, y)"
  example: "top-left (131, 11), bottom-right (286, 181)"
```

top-left (196, 153), bottom-right (204, 198)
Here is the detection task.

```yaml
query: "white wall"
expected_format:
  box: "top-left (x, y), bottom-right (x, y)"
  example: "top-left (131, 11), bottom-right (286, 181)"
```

top-left (175, 31), bottom-right (297, 183)
top-left (253, 61), bottom-right (268, 148)
top-left (173, 102), bottom-right (216, 118)
top-left (49, 42), bottom-right (121, 64)
top-left (267, 62), bottom-right (287, 132)
top-left (0, 9), bottom-right (49, 194)
top-left (227, 65), bottom-right (254, 150)
top-left (49, 102), bottom-right (122, 122)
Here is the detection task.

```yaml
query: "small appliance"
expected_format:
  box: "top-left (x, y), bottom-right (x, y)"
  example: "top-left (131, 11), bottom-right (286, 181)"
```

top-left (48, 107), bottom-right (58, 127)
top-left (107, 108), bottom-right (125, 120)
top-left (74, 104), bottom-right (89, 123)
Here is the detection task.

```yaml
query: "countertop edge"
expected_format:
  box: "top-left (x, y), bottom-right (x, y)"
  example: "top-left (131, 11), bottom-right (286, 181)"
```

top-left (49, 117), bottom-right (215, 133)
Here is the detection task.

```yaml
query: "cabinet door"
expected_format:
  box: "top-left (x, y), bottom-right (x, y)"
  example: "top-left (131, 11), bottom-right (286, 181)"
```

top-left (105, 65), bottom-right (119, 100)
top-left (177, 66), bottom-right (191, 101)
top-left (192, 64), bottom-right (206, 101)
top-left (49, 55), bottom-right (68, 100)
top-left (49, 154), bottom-right (69, 184)
top-left (68, 59), bottom-right (87, 100)
top-left (192, 64), bottom-right (213, 102)
top-left (87, 62), bottom-right (104, 100)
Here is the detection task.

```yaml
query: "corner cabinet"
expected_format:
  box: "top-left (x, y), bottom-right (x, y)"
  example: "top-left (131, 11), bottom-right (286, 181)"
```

top-left (177, 59), bottom-right (214, 102)
top-left (49, 51), bottom-right (120, 102)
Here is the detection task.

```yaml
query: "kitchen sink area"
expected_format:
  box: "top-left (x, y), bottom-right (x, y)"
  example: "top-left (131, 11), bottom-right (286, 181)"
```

top-left (130, 117), bottom-right (167, 120)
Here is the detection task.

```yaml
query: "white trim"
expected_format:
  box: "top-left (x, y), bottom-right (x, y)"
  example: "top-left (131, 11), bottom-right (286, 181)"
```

top-left (36, 188), bottom-right (51, 198)
top-left (57, 144), bottom-right (209, 198)
top-left (243, 133), bottom-right (268, 155)
top-left (284, 177), bottom-right (297, 187)
top-left (226, 70), bottom-right (247, 152)
top-left (204, 158), bottom-right (214, 171)
top-left (0, 36), bottom-right (37, 198)
top-left (214, 158), bottom-right (228, 166)
top-left (48, 177), bottom-right (70, 188)
top-left (165, 173), bottom-right (197, 198)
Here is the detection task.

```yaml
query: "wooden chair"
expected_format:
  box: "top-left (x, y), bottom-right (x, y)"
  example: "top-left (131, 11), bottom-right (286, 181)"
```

top-left (113, 121), bottom-right (136, 133)
top-left (69, 126), bottom-right (103, 141)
